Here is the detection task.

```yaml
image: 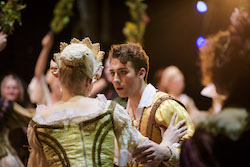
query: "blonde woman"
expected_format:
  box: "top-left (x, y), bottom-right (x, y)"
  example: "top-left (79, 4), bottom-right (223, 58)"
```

top-left (157, 66), bottom-right (200, 122)
top-left (0, 74), bottom-right (35, 167)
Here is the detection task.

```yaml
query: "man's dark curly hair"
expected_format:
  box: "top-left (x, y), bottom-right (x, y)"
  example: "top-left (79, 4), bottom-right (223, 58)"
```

top-left (108, 43), bottom-right (149, 82)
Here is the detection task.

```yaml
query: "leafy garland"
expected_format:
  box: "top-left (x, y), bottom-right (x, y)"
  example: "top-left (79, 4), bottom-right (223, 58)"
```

top-left (0, 0), bottom-right (26, 35)
top-left (50, 0), bottom-right (75, 34)
top-left (123, 0), bottom-right (150, 45)
top-left (239, 0), bottom-right (250, 11)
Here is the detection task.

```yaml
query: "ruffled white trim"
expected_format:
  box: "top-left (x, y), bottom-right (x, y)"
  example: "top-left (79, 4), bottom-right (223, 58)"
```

top-left (200, 83), bottom-right (219, 98)
top-left (27, 76), bottom-right (51, 105)
top-left (172, 143), bottom-right (180, 148)
top-left (33, 95), bottom-right (109, 124)
top-left (96, 94), bottom-right (108, 104)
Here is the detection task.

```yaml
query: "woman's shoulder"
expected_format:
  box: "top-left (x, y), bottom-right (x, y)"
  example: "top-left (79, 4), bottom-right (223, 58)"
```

top-left (32, 95), bottom-right (111, 125)
top-left (198, 107), bottom-right (249, 140)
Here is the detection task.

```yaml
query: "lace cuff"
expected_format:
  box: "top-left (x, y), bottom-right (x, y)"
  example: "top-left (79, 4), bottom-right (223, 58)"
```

top-left (162, 144), bottom-right (180, 167)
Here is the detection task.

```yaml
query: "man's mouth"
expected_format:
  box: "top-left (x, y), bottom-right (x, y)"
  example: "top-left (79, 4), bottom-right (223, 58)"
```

top-left (116, 87), bottom-right (123, 91)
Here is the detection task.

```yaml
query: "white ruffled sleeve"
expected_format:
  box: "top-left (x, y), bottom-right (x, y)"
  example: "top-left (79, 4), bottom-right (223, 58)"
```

top-left (28, 76), bottom-right (50, 105)
top-left (112, 103), bottom-right (148, 166)
top-left (27, 123), bottom-right (49, 167)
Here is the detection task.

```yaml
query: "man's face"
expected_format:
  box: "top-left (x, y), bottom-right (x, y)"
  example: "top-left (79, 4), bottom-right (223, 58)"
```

top-left (109, 58), bottom-right (141, 98)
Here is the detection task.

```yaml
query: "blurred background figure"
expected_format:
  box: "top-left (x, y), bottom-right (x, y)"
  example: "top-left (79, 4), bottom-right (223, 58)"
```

top-left (180, 7), bottom-right (250, 167)
top-left (28, 31), bottom-right (62, 106)
top-left (0, 74), bottom-right (35, 167)
top-left (90, 58), bottom-right (127, 107)
top-left (200, 82), bottom-right (226, 115)
top-left (0, 32), bottom-right (7, 52)
top-left (156, 65), bottom-right (200, 119)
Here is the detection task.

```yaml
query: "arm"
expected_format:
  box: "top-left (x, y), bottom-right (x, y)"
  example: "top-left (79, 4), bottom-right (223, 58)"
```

top-left (158, 99), bottom-right (195, 166)
top-left (13, 102), bottom-right (36, 118)
top-left (89, 78), bottom-right (108, 97)
top-left (112, 102), bottom-right (147, 166)
top-left (28, 32), bottom-right (54, 104)
top-left (27, 123), bottom-right (50, 167)
top-left (0, 32), bottom-right (7, 52)
top-left (132, 112), bottom-right (188, 167)
top-left (0, 99), bottom-right (34, 128)
top-left (34, 31), bottom-right (54, 79)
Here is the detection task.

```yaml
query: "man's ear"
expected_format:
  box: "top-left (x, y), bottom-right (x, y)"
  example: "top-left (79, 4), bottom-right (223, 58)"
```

top-left (138, 68), bottom-right (146, 80)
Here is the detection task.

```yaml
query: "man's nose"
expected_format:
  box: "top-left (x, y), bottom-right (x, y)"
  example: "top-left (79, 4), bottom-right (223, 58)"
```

top-left (113, 73), bottom-right (120, 83)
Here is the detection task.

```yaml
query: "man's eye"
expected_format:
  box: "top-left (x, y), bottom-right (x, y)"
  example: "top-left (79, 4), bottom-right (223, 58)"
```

top-left (121, 71), bottom-right (127, 75)
top-left (110, 72), bottom-right (115, 76)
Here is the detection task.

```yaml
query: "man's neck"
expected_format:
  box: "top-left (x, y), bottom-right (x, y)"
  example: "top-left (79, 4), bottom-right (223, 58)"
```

top-left (129, 81), bottom-right (147, 113)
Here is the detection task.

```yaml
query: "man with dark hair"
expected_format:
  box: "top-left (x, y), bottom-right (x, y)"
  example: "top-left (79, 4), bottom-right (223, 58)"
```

top-left (109, 43), bottom-right (194, 166)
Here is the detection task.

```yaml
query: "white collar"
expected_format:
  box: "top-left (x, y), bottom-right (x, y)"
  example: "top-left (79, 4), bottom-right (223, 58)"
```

top-left (126, 84), bottom-right (157, 123)
top-left (137, 83), bottom-right (157, 108)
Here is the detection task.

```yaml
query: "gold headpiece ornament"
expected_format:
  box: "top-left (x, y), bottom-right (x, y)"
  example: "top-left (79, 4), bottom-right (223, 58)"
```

top-left (50, 37), bottom-right (104, 82)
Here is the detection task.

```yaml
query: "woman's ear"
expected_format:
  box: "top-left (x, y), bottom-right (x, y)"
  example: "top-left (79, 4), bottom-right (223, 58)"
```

top-left (85, 78), bottom-right (93, 97)
top-left (138, 68), bottom-right (146, 80)
top-left (85, 78), bottom-right (92, 87)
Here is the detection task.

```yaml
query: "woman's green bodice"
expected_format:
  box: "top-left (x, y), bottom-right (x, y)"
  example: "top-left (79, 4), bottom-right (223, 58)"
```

top-left (31, 110), bottom-right (115, 167)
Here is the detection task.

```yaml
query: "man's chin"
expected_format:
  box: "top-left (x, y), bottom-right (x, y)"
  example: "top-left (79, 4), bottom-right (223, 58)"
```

top-left (116, 92), bottom-right (127, 98)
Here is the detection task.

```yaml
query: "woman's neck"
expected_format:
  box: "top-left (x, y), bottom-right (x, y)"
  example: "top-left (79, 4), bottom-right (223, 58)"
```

top-left (61, 86), bottom-right (89, 102)
top-left (61, 86), bottom-right (78, 102)
top-left (50, 93), bottom-right (61, 104)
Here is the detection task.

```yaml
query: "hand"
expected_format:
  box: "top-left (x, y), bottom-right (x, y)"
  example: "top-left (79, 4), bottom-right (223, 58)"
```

top-left (0, 98), bottom-right (13, 120)
top-left (0, 98), bottom-right (13, 111)
top-left (160, 112), bottom-right (187, 147)
top-left (132, 140), bottom-right (172, 166)
top-left (41, 31), bottom-right (54, 49)
top-left (0, 32), bottom-right (8, 52)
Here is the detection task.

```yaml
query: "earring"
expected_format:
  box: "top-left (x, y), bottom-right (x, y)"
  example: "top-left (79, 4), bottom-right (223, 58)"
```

top-left (88, 89), bottom-right (91, 97)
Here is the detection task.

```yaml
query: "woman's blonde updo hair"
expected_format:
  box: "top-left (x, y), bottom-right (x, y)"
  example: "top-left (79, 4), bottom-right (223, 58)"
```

top-left (50, 37), bottom-right (104, 95)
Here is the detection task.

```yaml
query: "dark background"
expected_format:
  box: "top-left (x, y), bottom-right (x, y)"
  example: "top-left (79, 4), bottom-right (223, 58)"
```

top-left (0, 0), bottom-right (240, 110)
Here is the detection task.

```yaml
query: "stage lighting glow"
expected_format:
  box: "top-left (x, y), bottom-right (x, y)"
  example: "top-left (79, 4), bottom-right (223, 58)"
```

top-left (196, 1), bottom-right (207, 13)
top-left (196, 36), bottom-right (206, 48)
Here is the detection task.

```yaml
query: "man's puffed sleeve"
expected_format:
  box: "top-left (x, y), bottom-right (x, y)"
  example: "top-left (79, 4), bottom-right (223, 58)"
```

top-left (155, 99), bottom-right (195, 140)
top-left (155, 99), bottom-right (195, 166)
